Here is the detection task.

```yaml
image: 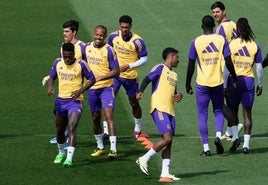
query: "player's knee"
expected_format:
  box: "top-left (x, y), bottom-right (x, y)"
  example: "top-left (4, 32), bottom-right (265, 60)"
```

top-left (163, 135), bottom-right (172, 144)
top-left (92, 112), bottom-right (101, 123)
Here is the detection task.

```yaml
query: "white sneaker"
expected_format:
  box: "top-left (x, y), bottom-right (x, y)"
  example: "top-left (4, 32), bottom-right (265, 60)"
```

top-left (238, 123), bottom-right (244, 133)
top-left (221, 134), bottom-right (232, 141)
top-left (161, 174), bottom-right (181, 181)
top-left (136, 157), bottom-right (148, 175)
top-left (49, 137), bottom-right (57, 144)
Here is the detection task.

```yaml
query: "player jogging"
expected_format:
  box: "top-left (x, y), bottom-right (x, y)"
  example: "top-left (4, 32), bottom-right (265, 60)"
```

top-left (107, 15), bottom-right (148, 139)
top-left (136, 47), bottom-right (182, 182)
top-left (42, 20), bottom-right (86, 146)
top-left (47, 43), bottom-right (95, 167)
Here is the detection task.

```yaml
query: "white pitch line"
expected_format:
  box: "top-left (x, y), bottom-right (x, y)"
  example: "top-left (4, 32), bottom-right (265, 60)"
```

top-left (33, 134), bottom-right (268, 139)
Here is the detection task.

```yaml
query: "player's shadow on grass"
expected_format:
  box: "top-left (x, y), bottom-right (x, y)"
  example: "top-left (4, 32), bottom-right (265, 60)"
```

top-left (223, 147), bottom-right (268, 155)
top-left (74, 147), bottom-right (145, 167)
top-left (77, 136), bottom-right (142, 148)
top-left (252, 133), bottom-right (268, 138)
top-left (178, 170), bottom-right (230, 179)
top-left (74, 137), bottom-right (148, 167)
top-left (143, 133), bottom-right (186, 139)
top-left (247, 147), bottom-right (268, 154)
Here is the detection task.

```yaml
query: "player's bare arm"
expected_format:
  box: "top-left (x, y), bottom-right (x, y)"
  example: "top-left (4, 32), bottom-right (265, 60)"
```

top-left (47, 78), bottom-right (55, 96)
top-left (71, 78), bottom-right (96, 99)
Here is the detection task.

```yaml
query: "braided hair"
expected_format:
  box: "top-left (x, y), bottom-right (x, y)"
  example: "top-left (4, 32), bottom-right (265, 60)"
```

top-left (236, 17), bottom-right (256, 42)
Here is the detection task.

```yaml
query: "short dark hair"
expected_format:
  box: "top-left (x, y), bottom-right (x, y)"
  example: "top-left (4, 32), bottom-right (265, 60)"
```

top-left (202, 15), bottom-right (215, 28)
top-left (119, 15), bottom-right (132, 25)
top-left (62, 20), bottom-right (79, 32)
top-left (210, 1), bottom-right (225, 10)
top-left (95, 25), bottom-right (107, 36)
top-left (162, 47), bottom-right (178, 60)
top-left (62, 42), bottom-right (74, 52)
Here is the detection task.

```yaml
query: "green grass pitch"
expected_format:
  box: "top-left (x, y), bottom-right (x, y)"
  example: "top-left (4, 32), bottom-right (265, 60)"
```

top-left (1, 0), bottom-right (268, 184)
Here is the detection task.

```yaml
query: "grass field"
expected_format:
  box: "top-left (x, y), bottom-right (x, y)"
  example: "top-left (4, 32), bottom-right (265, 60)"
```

top-left (1, 0), bottom-right (268, 184)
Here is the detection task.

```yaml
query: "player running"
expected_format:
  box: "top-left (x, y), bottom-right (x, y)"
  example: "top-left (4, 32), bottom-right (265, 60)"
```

top-left (48, 43), bottom-right (95, 167)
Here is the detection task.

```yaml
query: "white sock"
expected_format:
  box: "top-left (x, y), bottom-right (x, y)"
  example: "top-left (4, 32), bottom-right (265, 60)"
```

top-left (64, 129), bottom-right (68, 137)
top-left (243, 134), bottom-right (251, 149)
top-left (160, 159), bottom-right (170, 177)
top-left (225, 127), bottom-right (232, 136)
top-left (203, 143), bottom-right (210, 152)
top-left (57, 143), bottom-right (65, 154)
top-left (141, 148), bottom-right (157, 161)
top-left (109, 136), bottom-right (117, 152)
top-left (103, 121), bottom-right (108, 134)
top-left (238, 123), bottom-right (244, 133)
top-left (94, 134), bottom-right (104, 149)
top-left (134, 118), bottom-right (141, 132)
top-left (66, 146), bottom-right (75, 161)
top-left (216, 132), bottom-right (221, 138)
top-left (231, 126), bottom-right (238, 141)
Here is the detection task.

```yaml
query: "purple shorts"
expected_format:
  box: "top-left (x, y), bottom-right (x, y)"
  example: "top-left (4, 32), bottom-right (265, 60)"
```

top-left (55, 97), bottom-right (83, 117)
top-left (228, 76), bottom-right (255, 107)
top-left (151, 109), bottom-right (176, 135)
top-left (113, 77), bottom-right (139, 97)
top-left (88, 87), bottom-right (115, 112)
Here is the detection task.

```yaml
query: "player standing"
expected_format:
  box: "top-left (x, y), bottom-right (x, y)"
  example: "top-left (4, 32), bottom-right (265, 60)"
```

top-left (227, 17), bottom-right (263, 154)
top-left (210, 1), bottom-right (244, 141)
top-left (211, 1), bottom-right (237, 42)
top-left (185, 15), bottom-right (238, 156)
top-left (83, 25), bottom-right (120, 159)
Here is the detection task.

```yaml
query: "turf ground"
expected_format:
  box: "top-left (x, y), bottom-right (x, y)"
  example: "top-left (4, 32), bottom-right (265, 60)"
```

top-left (1, 0), bottom-right (268, 184)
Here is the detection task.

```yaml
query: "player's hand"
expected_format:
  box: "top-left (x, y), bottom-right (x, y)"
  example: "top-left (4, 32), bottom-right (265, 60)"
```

top-left (186, 84), bottom-right (193, 95)
top-left (174, 93), bottom-right (183, 103)
top-left (71, 90), bottom-right (82, 99)
top-left (233, 81), bottom-right (238, 88)
top-left (47, 87), bottom-right (54, 96)
top-left (95, 76), bottom-right (102, 82)
top-left (136, 92), bottom-right (144, 100)
top-left (224, 88), bottom-right (229, 99)
top-left (120, 64), bottom-right (130, 72)
top-left (42, 75), bottom-right (50, 87)
top-left (256, 85), bottom-right (262, 96)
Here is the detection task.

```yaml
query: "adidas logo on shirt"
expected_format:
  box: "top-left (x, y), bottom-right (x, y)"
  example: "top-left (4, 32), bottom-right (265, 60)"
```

top-left (234, 46), bottom-right (250, 57)
top-left (202, 42), bottom-right (219, 53)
